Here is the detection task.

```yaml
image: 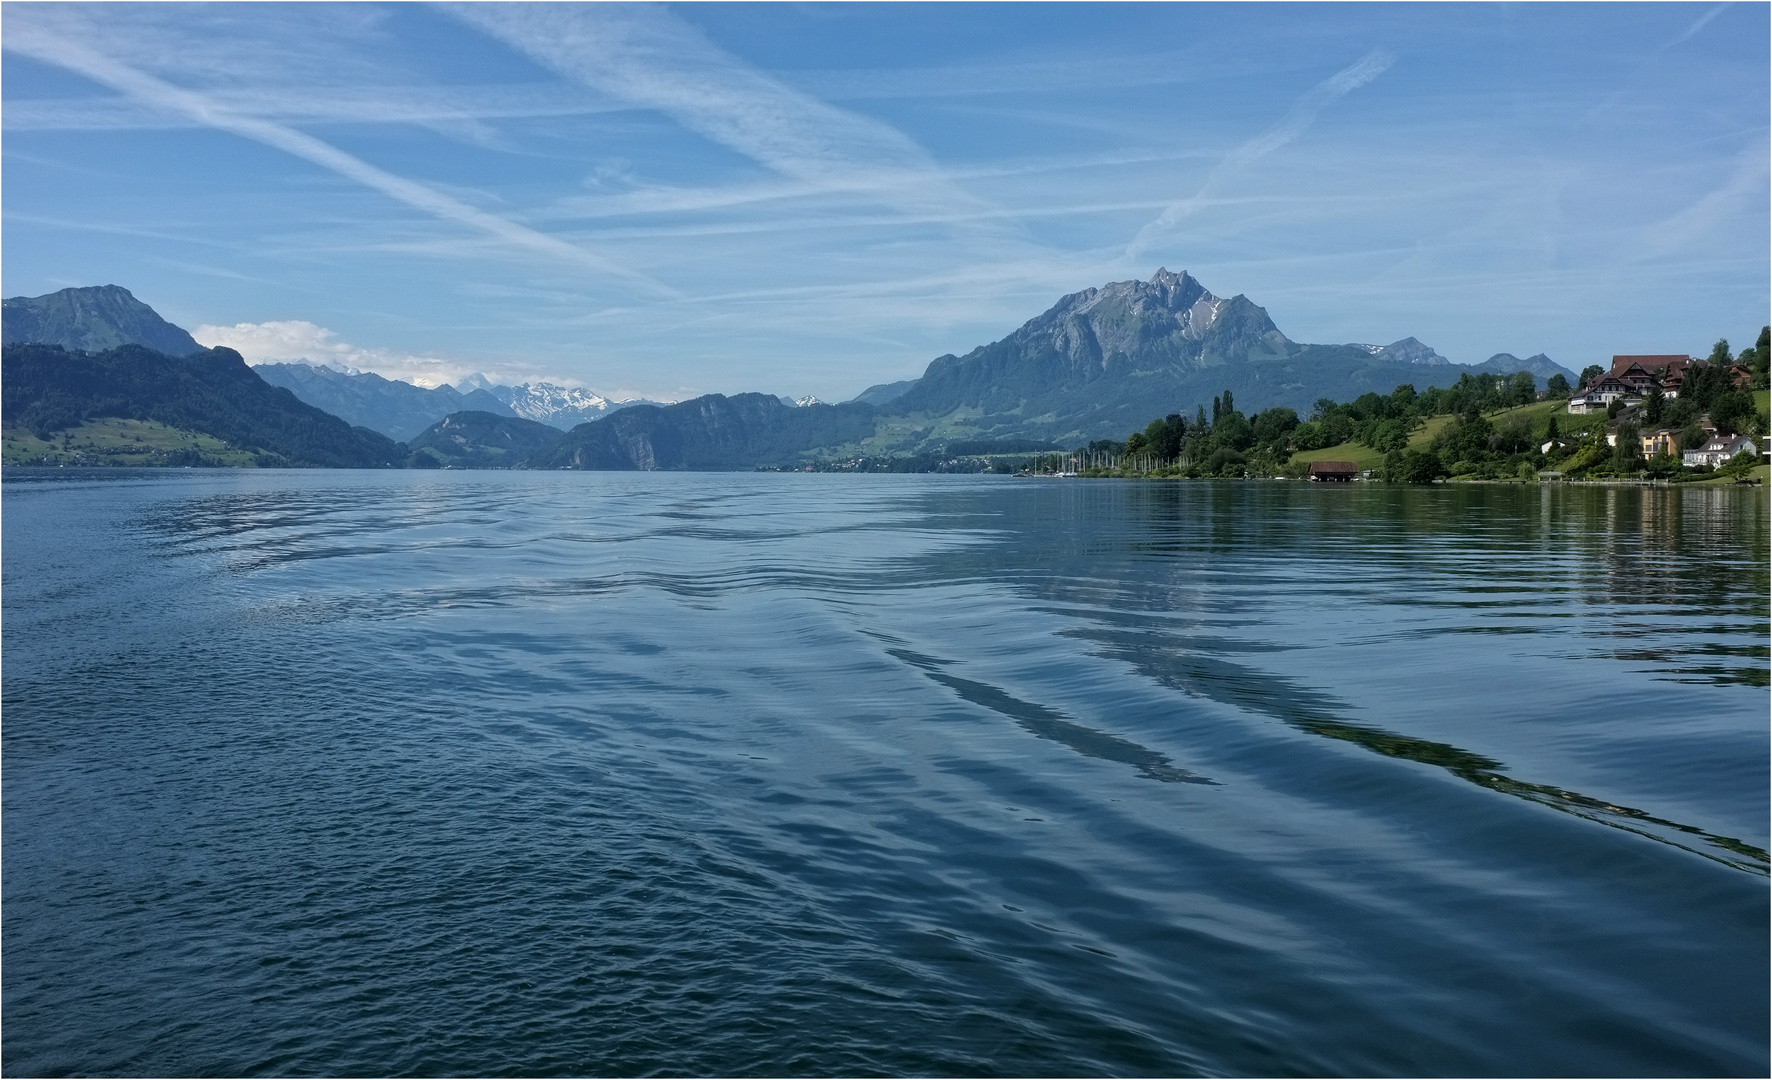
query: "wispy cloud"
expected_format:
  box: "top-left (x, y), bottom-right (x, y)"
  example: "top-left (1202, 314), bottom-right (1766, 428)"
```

top-left (3, 18), bottom-right (673, 295)
top-left (1640, 137), bottom-right (1771, 256)
top-left (2, 82), bottom-right (625, 133)
top-left (1127, 49), bottom-right (1396, 260)
top-left (1665, 3), bottom-right (1731, 48)
top-left (446, 3), bottom-right (990, 222)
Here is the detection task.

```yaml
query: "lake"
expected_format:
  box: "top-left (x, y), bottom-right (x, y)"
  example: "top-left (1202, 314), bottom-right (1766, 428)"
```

top-left (3, 470), bottom-right (1766, 1077)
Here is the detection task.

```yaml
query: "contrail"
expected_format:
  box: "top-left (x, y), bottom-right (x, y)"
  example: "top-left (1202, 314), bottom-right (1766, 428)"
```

top-left (4, 26), bottom-right (677, 296)
top-left (1128, 49), bottom-right (1395, 259)
top-left (446, 2), bottom-right (985, 222)
top-left (1664, 3), bottom-right (1730, 48)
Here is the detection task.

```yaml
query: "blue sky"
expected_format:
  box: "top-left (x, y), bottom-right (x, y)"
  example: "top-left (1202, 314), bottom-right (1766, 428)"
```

top-left (4, 2), bottom-right (1767, 400)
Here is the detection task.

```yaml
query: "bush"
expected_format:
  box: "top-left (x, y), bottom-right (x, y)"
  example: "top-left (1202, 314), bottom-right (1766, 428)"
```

top-left (1203, 448), bottom-right (1246, 475)
top-left (1718, 449), bottom-right (1760, 477)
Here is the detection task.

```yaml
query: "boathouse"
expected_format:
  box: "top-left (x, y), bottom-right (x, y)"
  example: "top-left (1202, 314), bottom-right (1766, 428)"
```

top-left (1308, 461), bottom-right (1358, 482)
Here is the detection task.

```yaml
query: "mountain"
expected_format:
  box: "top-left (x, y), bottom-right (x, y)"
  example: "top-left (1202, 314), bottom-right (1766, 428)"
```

top-left (3, 343), bottom-right (402, 467)
top-left (487, 382), bottom-right (651, 430)
top-left (850, 379), bottom-right (918, 407)
top-left (255, 361), bottom-right (658, 437)
top-left (1362, 337), bottom-right (1448, 365)
top-left (254, 362), bottom-right (514, 441)
top-left (874, 269), bottom-right (1560, 445)
top-left (1466, 352), bottom-right (1577, 385)
top-left (530, 393), bottom-right (877, 470)
top-left (3, 285), bottom-right (203, 356)
top-left (406, 411), bottom-right (564, 469)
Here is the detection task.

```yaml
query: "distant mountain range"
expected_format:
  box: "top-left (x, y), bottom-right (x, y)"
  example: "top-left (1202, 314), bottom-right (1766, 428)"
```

top-left (249, 360), bottom-right (666, 439)
top-left (253, 363), bottom-right (513, 442)
top-left (1468, 352), bottom-right (1572, 381)
top-left (1, 278), bottom-right (1582, 471)
top-left (530, 394), bottom-right (877, 470)
top-left (252, 362), bottom-right (660, 440)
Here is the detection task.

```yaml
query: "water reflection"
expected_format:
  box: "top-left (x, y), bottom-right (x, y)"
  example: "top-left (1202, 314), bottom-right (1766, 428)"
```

top-left (911, 480), bottom-right (1769, 873)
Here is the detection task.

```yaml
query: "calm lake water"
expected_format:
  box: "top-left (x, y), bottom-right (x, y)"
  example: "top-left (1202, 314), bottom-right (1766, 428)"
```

top-left (3, 470), bottom-right (1766, 1077)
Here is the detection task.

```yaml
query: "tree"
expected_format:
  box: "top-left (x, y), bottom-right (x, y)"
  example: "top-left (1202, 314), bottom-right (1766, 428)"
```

top-left (1707, 338), bottom-right (1732, 366)
top-left (1382, 448), bottom-right (1447, 484)
top-left (1365, 418), bottom-right (1411, 453)
top-left (1611, 421), bottom-right (1643, 473)
top-left (1545, 373), bottom-right (1571, 399)
top-left (1641, 385), bottom-right (1664, 425)
top-left (1251, 407), bottom-right (1299, 446)
top-left (1680, 361), bottom-right (1728, 411)
top-left (1544, 415), bottom-right (1559, 443)
top-left (1710, 390), bottom-right (1756, 435)
top-left (1491, 416), bottom-right (1534, 454)
top-left (1579, 364), bottom-right (1604, 387)
top-left (1507, 371), bottom-right (1536, 406)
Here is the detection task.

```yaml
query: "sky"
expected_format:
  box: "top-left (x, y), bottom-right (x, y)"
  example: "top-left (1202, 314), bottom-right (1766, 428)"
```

top-left (3, 2), bottom-right (1767, 400)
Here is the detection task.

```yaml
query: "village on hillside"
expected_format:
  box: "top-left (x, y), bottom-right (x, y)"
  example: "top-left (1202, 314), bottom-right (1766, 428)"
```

top-left (1557, 347), bottom-right (1767, 475)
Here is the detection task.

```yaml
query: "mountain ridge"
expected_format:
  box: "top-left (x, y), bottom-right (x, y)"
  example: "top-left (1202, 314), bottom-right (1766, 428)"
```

top-left (3, 342), bottom-right (402, 467)
top-left (254, 360), bottom-right (660, 439)
top-left (531, 393), bottom-right (877, 470)
top-left (3, 285), bottom-right (203, 356)
top-left (870, 269), bottom-right (1569, 445)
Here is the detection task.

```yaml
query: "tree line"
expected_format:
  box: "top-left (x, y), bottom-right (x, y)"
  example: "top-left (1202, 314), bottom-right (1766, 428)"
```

top-left (1068, 327), bottom-right (1769, 483)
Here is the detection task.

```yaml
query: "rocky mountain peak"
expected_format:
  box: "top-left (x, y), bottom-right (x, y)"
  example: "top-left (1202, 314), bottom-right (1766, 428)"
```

top-left (3, 284), bottom-right (203, 356)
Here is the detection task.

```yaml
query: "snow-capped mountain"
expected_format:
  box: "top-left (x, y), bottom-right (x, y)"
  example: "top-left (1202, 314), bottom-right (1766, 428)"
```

top-left (488, 382), bottom-right (616, 428)
top-left (484, 382), bottom-right (678, 430)
top-left (253, 361), bottom-right (665, 439)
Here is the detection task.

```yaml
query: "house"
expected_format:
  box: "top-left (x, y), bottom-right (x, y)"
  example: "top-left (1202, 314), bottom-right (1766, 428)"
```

top-left (1682, 433), bottom-right (1757, 468)
top-left (1569, 374), bottom-right (1639, 414)
top-left (1609, 354), bottom-right (1694, 397)
top-left (1640, 428), bottom-right (1681, 458)
top-left (1307, 461), bottom-right (1358, 482)
top-left (1612, 362), bottom-right (1659, 396)
top-left (1728, 363), bottom-right (1756, 389)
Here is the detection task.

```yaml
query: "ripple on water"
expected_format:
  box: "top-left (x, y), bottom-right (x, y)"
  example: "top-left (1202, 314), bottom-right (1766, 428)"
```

top-left (3, 471), bottom-right (1766, 1076)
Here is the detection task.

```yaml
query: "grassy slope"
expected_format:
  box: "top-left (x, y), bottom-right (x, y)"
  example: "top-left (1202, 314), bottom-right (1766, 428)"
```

top-left (1288, 441), bottom-right (1386, 470)
top-left (1290, 400), bottom-right (1602, 472)
top-left (2, 417), bottom-right (258, 466)
top-left (1693, 464), bottom-right (1770, 485)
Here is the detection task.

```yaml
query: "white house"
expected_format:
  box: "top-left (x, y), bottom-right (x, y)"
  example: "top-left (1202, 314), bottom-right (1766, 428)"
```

top-left (1568, 375), bottom-right (1639, 414)
top-left (1682, 433), bottom-right (1757, 468)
